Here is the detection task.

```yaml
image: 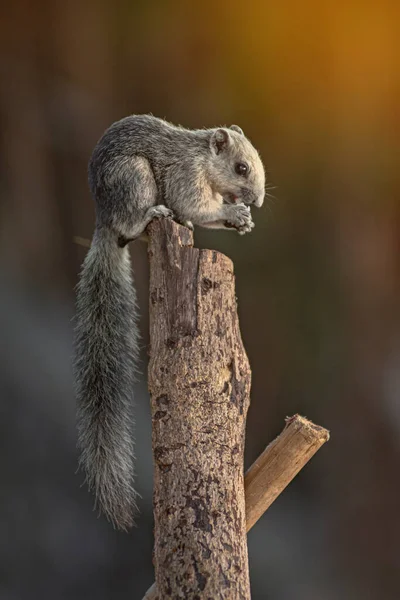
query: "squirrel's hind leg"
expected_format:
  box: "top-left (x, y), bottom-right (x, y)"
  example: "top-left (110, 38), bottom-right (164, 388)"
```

top-left (118, 205), bottom-right (174, 246)
top-left (113, 156), bottom-right (174, 245)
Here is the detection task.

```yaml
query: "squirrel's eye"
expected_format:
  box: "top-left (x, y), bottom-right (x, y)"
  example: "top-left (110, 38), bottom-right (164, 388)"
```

top-left (235, 162), bottom-right (248, 177)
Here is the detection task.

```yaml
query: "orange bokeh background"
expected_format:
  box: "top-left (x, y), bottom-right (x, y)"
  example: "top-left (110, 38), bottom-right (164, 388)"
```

top-left (1, 2), bottom-right (399, 598)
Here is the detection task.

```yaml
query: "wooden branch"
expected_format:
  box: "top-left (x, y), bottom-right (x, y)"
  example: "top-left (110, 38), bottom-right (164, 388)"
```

top-left (73, 235), bottom-right (91, 248)
top-left (142, 414), bottom-right (329, 600)
top-left (147, 218), bottom-right (251, 599)
top-left (142, 584), bottom-right (158, 600)
top-left (245, 414), bottom-right (330, 529)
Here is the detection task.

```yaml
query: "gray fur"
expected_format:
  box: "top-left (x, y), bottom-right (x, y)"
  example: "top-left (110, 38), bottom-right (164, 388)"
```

top-left (75, 115), bottom-right (265, 530)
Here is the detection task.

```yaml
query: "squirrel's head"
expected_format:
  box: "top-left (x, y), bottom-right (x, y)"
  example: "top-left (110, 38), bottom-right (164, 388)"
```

top-left (207, 125), bottom-right (265, 208)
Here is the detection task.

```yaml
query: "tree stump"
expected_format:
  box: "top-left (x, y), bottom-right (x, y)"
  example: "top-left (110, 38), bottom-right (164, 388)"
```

top-left (147, 218), bottom-right (251, 599)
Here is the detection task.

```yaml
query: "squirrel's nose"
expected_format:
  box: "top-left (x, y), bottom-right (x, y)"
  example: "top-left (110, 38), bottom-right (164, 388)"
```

top-left (254, 194), bottom-right (264, 208)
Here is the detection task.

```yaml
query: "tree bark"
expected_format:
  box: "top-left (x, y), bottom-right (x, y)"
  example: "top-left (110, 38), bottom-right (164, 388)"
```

top-left (147, 218), bottom-right (251, 599)
top-left (142, 414), bottom-right (330, 600)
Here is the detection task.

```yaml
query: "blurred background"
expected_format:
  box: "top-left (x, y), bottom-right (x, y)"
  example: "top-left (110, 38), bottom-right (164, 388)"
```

top-left (1, 1), bottom-right (399, 598)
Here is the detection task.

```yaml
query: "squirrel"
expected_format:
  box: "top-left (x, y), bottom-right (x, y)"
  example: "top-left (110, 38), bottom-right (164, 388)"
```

top-left (74, 114), bottom-right (266, 530)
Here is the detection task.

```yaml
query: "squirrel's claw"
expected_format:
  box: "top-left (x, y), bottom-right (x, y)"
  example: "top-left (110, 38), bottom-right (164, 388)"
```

top-left (148, 205), bottom-right (174, 220)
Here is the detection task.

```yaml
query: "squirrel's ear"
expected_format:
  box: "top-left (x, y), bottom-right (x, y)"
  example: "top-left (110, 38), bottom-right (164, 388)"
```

top-left (230, 124), bottom-right (244, 136)
top-left (211, 128), bottom-right (231, 155)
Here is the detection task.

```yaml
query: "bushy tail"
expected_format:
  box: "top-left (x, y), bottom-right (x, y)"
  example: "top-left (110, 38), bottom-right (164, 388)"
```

top-left (73, 227), bottom-right (140, 530)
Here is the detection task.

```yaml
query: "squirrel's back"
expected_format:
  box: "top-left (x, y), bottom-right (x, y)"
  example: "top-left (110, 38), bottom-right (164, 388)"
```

top-left (88, 115), bottom-right (209, 212)
top-left (90, 115), bottom-right (207, 168)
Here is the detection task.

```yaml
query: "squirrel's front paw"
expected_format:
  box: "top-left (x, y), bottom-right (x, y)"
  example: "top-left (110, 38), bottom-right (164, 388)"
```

top-left (225, 203), bottom-right (254, 233)
top-left (148, 205), bottom-right (174, 220)
top-left (237, 220), bottom-right (255, 235)
top-left (236, 221), bottom-right (255, 235)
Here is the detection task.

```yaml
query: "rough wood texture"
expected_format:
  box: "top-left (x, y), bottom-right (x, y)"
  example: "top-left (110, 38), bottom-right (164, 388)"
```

top-left (142, 414), bottom-right (329, 600)
top-left (147, 218), bottom-right (251, 599)
top-left (245, 414), bottom-right (330, 530)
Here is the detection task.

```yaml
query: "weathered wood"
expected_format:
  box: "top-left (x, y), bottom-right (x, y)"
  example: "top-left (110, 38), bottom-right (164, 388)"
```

top-left (245, 414), bottom-right (330, 530)
top-left (142, 414), bottom-right (329, 600)
top-left (147, 218), bottom-right (251, 599)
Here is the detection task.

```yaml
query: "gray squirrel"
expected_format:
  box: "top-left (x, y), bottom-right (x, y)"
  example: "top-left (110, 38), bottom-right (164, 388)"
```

top-left (74, 115), bottom-right (266, 530)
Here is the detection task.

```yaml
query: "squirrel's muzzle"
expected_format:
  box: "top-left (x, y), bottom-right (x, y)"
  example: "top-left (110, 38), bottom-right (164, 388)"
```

top-left (254, 194), bottom-right (264, 208)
